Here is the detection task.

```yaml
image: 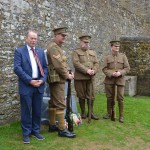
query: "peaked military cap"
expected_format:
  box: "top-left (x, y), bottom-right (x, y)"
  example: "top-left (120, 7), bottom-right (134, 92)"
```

top-left (53, 27), bottom-right (68, 35)
top-left (79, 35), bottom-right (91, 43)
top-left (110, 36), bottom-right (120, 46)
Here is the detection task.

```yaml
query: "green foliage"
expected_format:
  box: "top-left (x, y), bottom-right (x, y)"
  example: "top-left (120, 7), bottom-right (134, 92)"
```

top-left (0, 94), bottom-right (149, 150)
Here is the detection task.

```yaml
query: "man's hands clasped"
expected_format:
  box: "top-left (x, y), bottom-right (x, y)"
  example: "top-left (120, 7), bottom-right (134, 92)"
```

top-left (112, 71), bottom-right (121, 77)
top-left (30, 80), bottom-right (43, 87)
top-left (87, 69), bottom-right (95, 76)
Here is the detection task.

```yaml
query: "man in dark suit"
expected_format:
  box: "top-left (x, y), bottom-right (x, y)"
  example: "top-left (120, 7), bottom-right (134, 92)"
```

top-left (14, 30), bottom-right (48, 144)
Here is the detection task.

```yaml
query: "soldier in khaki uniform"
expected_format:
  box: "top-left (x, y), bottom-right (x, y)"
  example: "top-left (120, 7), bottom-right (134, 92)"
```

top-left (102, 38), bottom-right (130, 123)
top-left (46, 27), bottom-right (76, 138)
top-left (72, 35), bottom-right (99, 120)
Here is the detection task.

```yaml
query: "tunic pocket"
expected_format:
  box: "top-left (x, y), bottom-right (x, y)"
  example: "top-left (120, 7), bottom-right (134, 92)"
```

top-left (89, 53), bottom-right (95, 62)
top-left (107, 58), bottom-right (115, 69)
top-left (79, 53), bottom-right (86, 63)
top-left (47, 65), bottom-right (60, 83)
top-left (117, 59), bottom-right (124, 69)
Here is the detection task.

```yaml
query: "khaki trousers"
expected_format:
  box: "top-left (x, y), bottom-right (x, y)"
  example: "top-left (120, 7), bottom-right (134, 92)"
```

top-left (105, 84), bottom-right (124, 117)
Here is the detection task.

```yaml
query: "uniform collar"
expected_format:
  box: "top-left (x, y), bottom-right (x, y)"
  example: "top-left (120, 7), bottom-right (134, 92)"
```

top-left (53, 39), bottom-right (62, 47)
top-left (112, 51), bottom-right (119, 56)
top-left (80, 47), bottom-right (88, 51)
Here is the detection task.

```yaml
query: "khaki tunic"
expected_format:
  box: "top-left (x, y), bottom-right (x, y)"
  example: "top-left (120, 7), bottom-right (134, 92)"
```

top-left (47, 41), bottom-right (69, 83)
top-left (102, 52), bottom-right (130, 86)
top-left (72, 48), bottom-right (99, 99)
top-left (47, 41), bottom-right (69, 109)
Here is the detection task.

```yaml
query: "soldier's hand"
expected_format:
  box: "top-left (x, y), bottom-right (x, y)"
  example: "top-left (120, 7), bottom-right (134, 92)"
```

top-left (112, 72), bottom-right (116, 77)
top-left (115, 71), bottom-right (121, 77)
top-left (87, 69), bottom-right (95, 76)
top-left (87, 69), bottom-right (93, 75)
top-left (68, 74), bottom-right (74, 80)
top-left (112, 71), bottom-right (121, 77)
top-left (71, 72), bottom-right (74, 78)
top-left (91, 69), bottom-right (95, 75)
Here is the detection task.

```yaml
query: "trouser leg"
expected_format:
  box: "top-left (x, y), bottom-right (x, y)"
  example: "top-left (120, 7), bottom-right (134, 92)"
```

top-left (117, 85), bottom-right (124, 123)
top-left (32, 91), bottom-right (43, 134)
top-left (87, 100), bottom-right (99, 120)
top-left (103, 84), bottom-right (114, 119)
top-left (118, 101), bottom-right (124, 117)
top-left (20, 94), bottom-right (32, 136)
top-left (107, 99), bottom-right (112, 115)
top-left (118, 101), bottom-right (124, 123)
top-left (79, 99), bottom-right (86, 119)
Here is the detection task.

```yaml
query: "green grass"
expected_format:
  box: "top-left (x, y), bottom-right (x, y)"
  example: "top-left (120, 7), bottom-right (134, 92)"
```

top-left (0, 93), bottom-right (150, 150)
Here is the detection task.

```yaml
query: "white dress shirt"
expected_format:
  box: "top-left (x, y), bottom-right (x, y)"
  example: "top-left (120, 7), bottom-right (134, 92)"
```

top-left (27, 45), bottom-right (38, 78)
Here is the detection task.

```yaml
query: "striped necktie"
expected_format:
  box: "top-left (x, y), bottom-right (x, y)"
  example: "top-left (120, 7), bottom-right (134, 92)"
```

top-left (31, 48), bottom-right (44, 77)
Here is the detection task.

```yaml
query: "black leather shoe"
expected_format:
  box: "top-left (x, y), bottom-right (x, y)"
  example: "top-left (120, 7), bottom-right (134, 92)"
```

top-left (58, 129), bottom-right (76, 138)
top-left (103, 114), bottom-right (111, 119)
top-left (91, 113), bottom-right (99, 120)
top-left (31, 133), bottom-right (45, 140)
top-left (119, 116), bottom-right (124, 123)
top-left (23, 136), bottom-right (30, 144)
top-left (49, 125), bottom-right (59, 132)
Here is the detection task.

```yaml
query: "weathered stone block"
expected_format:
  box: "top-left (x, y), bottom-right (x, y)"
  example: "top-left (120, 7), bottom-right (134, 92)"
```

top-left (125, 76), bottom-right (137, 96)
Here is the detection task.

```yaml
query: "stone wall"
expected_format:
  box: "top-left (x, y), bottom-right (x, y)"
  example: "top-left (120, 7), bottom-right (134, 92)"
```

top-left (121, 37), bottom-right (150, 96)
top-left (0, 0), bottom-right (149, 124)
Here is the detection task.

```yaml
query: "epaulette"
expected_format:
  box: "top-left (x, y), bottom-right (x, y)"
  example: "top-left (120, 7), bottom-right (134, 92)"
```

top-left (106, 52), bottom-right (112, 56)
top-left (73, 48), bottom-right (82, 53)
top-left (74, 48), bottom-right (80, 52)
top-left (51, 45), bottom-right (58, 51)
top-left (73, 49), bottom-right (85, 55)
top-left (89, 49), bottom-right (95, 55)
top-left (89, 49), bottom-right (94, 51)
top-left (50, 42), bottom-right (59, 51)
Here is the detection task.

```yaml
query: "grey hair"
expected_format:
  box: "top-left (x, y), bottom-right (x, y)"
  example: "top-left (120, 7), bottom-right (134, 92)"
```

top-left (26, 29), bottom-right (38, 37)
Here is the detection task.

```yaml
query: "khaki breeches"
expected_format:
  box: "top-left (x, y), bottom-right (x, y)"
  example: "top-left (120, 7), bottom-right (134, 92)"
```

top-left (105, 84), bottom-right (124, 102)
top-left (49, 83), bottom-right (66, 110)
top-left (74, 80), bottom-right (95, 100)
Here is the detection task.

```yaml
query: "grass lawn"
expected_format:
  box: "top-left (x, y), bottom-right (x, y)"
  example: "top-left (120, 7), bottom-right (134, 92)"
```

top-left (0, 93), bottom-right (149, 150)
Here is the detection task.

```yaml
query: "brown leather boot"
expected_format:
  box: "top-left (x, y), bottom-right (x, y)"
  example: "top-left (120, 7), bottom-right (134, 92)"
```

top-left (119, 116), bottom-right (124, 123)
top-left (103, 114), bottom-right (111, 119)
top-left (107, 99), bottom-right (112, 117)
top-left (103, 99), bottom-right (112, 119)
top-left (79, 99), bottom-right (86, 119)
top-left (91, 113), bottom-right (99, 120)
top-left (118, 101), bottom-right (124, 123)
top-left (87, 100), bottom-right (99, 120)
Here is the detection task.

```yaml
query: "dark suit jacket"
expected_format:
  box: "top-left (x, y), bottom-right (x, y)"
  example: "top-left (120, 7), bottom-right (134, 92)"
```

top-left (14, 45), bottom-right (48, 95)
